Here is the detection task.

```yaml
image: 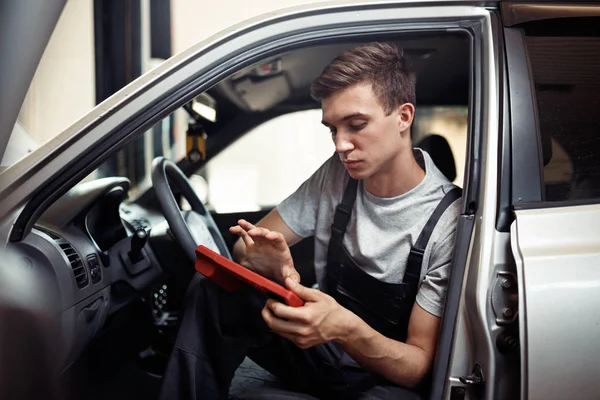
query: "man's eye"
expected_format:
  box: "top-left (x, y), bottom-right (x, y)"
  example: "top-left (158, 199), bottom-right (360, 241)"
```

top-left (329, 128), bottom-right (337, 135)
top-left (350, 123), bottom-right (366, 131)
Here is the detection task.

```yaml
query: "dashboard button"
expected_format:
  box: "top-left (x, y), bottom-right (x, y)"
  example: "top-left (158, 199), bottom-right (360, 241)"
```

top-left (87, 254), bottom-right (102, 284)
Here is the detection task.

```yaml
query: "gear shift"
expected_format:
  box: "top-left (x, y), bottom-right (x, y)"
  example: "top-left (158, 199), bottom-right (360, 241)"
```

top-left (128, 228), bottom-right (148, 263)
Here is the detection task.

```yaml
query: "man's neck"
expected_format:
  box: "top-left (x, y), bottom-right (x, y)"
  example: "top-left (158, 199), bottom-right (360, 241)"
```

top-left (363, 149), bottom-right (425, 198)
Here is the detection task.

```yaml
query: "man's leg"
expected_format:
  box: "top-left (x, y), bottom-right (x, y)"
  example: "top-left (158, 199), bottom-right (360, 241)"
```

top-left (159, 275), bottom-right (419, 400)
top-left (234, 388), bottom-right (319, 400)
top-left (350, 385), bottom-right (422, 400)
top-left (159, 275), bottom-right (270, 400)
top-left (249, 340), bottom-right (376, 398)
top-left (252, 341), bottom-right (423, 400)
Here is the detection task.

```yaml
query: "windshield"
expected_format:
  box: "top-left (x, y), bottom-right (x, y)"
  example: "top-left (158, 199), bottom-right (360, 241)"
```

top-left (91, 109), bottom-right (189, 198)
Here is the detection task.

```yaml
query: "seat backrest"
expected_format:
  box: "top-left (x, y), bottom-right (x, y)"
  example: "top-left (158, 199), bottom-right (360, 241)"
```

top-left (416, 134), bottom-right (457, 182)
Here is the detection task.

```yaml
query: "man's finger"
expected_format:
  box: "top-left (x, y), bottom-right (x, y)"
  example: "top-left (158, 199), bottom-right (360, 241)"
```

top-left (281, 266), bottom-right (300, 284)
top-left (248, 228), bottom-right (280, 248)
top-left (285, 278), bottom-right (321, 302)
top-left (261, 304), bottom-right (305, 335)
top-left (248, 227), bottom-right (272, 239)
top-left (267, 299), bottom-right (308, 322)
top-left (264, 231), bottom-right (288, 248)
top-left (238, 219), bottom-right (257, 231)
top-left (229, 225), bottom-right (254, 247)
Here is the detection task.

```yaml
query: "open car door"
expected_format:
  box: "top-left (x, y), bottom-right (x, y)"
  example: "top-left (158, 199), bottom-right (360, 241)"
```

top-left (504, 6), bottom-right (600, 399)
top-left (511, 205), bottom-right (600, 400)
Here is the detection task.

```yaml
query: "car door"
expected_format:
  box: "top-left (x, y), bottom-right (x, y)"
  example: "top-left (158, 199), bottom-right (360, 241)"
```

top-left (0, 2), bottom-right (498, 398)
top-left (504, 5), bottom-right (600, 400)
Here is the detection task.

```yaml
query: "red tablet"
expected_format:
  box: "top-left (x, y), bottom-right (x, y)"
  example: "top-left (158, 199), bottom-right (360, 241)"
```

top-left (195, 245), bottom-right (304, 307)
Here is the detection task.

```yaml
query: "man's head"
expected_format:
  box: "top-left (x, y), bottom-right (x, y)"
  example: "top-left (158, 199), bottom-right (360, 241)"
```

top-left (310, 42), bottom-right (415, 115)
top-left (311, 43), bottom-right (417, 182)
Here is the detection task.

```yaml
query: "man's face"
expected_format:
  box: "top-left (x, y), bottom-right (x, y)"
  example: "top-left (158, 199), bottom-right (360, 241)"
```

top-left (321, 83), bottom-right (411, 181)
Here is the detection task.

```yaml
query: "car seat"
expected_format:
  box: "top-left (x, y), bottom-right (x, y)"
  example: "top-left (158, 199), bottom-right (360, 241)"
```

top-left (415, 134), bottom-right (457, 183)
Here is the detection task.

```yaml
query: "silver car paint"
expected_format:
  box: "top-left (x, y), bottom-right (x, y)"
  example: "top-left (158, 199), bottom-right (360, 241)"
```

top-left (512, 204), bottom-right (600, 400)
top-left (443, 9), bottom-right (504, 399)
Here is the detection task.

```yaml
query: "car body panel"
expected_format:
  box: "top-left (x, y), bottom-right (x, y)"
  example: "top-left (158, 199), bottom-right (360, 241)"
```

top-left (0, 0), bottom-right (66, 160)
top-left (502, 2), bottom-right (600, 26)
top-left (430, 8), bottom-right (511, 399)
top-left (511, 204), bottom-right (600, 400)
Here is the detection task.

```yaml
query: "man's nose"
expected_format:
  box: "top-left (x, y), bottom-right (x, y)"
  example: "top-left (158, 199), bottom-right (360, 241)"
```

top-left (333, 132), bottom-right (354, 154)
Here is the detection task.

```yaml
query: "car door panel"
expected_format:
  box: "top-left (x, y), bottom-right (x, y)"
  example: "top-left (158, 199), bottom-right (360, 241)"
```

top-left (511, 203), bottom-right (600, 400)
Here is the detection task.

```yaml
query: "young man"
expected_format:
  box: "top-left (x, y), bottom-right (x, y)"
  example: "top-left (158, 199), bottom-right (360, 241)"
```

top-left (160, 42), bottom-right (461, 400)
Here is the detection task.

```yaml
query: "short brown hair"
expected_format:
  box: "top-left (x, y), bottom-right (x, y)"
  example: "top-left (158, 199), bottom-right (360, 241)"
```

top-left (310, 42), bottom-right (416, 115)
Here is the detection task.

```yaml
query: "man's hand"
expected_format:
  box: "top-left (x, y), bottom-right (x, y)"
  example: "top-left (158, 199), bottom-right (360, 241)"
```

top-left (261, 278), bottom-right (357, 349)
top-left (263, 277), bottom-right (441, 389)
top-left (230, 219), bottom-right (300, 284)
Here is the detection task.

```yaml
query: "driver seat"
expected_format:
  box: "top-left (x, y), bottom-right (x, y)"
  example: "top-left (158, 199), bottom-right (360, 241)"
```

top-left (415, 134), bottom-right (457, 183)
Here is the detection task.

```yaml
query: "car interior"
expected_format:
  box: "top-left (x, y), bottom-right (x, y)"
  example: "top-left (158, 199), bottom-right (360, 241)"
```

top-left (12, 32), bottom-right (471, 399)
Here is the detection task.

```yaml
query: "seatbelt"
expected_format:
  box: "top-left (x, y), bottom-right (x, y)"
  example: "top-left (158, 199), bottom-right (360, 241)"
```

top-left (404, 186), bottom-right (462, 286)
top-left (330, 178), bottom-right (358, 243)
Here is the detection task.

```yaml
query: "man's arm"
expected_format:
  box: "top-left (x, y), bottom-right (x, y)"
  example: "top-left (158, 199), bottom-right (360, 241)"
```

top-left (339, 302), bottom-right (440, 388)
top-left (262, 280), bottom-right (441, 389)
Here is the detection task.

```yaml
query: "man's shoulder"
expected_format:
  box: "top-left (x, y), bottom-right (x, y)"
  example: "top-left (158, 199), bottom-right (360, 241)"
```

top-left (423, 151), bottom-right (462, 221)
top-left (429, 183), bottom-right (462, 243)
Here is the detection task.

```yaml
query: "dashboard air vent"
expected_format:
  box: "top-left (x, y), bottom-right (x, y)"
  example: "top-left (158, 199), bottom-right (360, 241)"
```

top-left (58, 242), bottom-right (89, 289)
top-left (37, 227), bottom-right (89, 289)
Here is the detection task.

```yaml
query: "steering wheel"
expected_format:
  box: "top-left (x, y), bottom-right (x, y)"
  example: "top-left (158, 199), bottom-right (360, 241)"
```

top-left (151, 157), bottom-right (231, 263)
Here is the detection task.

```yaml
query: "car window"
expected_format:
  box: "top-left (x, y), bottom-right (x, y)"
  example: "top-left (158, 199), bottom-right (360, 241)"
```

top-left (524, 17), bottom-right (600, 202)
top-left (203, 110), bottom-right (334, 213)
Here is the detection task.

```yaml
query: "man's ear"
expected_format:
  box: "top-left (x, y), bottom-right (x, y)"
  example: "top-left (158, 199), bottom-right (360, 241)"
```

top-left (397, 103), bottom-right (415, 135)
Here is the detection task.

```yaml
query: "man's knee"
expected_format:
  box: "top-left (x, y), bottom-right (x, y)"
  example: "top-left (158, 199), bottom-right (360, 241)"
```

top-left (180, 274), bottom-right (268, 338)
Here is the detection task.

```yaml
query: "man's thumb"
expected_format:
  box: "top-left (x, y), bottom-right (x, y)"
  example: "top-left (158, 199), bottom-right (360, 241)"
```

top-left (285, 278), bottom-right (317, 301)
top-left (282, 266), bottom-right (300, 284)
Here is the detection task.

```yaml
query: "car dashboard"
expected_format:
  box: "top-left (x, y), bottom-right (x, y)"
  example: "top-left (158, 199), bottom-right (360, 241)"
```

top-left (5, 177), bottom-right (168, 370)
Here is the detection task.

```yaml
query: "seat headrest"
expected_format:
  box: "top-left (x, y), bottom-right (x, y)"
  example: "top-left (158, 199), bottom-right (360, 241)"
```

top-left (416, 134), bottom-right (457, 182)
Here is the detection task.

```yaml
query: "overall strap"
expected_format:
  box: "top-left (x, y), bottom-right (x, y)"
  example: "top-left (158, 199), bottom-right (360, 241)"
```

top-left (405, 187), bottom-right (462, 286)
top-left (331, 178), bottom-right (359, 243)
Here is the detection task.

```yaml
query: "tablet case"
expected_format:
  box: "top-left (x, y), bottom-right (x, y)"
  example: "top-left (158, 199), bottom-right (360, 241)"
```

top-left (195, 245), bottom-right (304, 307)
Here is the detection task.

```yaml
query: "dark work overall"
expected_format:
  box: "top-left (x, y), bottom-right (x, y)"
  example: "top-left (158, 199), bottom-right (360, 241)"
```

top-left (325, 179), bottom-right (462, 343)
top-left (159, 179), bottom-right (461, 400)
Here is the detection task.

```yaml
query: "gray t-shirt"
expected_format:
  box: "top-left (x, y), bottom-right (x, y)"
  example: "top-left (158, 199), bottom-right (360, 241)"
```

top-left (277, 149), bottom-right (460, 317)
